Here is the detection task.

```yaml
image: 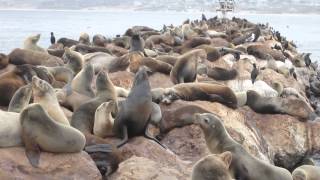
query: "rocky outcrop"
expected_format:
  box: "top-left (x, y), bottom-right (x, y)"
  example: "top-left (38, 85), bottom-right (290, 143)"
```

top-left (0, 147), bottom-right (101, 180)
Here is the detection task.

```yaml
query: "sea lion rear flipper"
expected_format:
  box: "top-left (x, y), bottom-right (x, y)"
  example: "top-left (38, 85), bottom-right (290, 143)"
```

top-left (22, 131), bottom-right (41, 167)
top-left (116, 125), bottom-right (128, 148)
top-left (144, 124), bottom-right (167, 149)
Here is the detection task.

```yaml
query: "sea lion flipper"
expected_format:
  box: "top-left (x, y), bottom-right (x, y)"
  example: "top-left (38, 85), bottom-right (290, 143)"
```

top-left (23, 133), bottom-right (41, 167)
top-left (144, 124), bottom-right (167, 149)
top-left (116, 125), bottom-right (128, 148)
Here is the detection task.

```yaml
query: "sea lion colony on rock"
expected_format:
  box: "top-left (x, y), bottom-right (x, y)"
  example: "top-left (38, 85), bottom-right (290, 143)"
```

top-left (0, 15), bottom-right (319, 179)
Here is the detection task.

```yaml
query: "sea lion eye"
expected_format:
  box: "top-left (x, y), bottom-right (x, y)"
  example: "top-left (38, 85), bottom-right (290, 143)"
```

top-left (204, 118), bottom-right (209, 124)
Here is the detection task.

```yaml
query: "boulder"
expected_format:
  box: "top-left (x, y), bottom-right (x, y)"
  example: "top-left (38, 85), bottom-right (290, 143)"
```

top-left (0, 147), bottom-right (101, 180)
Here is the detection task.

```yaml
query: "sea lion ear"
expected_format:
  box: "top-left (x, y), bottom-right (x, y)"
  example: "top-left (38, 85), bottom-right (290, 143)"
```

top-left (220, 151), bottom-right (232, 168)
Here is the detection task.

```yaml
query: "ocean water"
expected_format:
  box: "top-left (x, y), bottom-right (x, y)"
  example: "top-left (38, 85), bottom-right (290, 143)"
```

top-left (0, 10), bottom-right (319, 61)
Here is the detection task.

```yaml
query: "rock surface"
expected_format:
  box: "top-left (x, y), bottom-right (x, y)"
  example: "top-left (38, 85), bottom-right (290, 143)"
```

top-left (0, 147), bottom-right (102, 180)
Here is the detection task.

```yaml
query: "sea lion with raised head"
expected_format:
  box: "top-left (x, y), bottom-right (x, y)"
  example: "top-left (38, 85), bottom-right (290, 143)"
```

top-left (159, 83), bottom-right (238, 109)
top-left (23, 34), bottom-right (47, 53)
top-left (32, 76), bottom-right (70, 125)
top-left (192, 152), bottom-right (233, 180)
top-left (113, 67), bottom-right (165, 148)
top-left (79, 32), bottom-right (90, 45)
top-left (93, 100), bottom-right (118, 138)
top-left (8, 84), bottom-right (32, 113)
top-left (71, 63), bottom-right (95, 97)
top-left (20, 103), bottom-right (85, 167)
top-left (194, 113), bottom-right (292, 180)
top-left (63, 47), bottom-right (83, 74)
top-left (129, 33), bottom-right (145, 53)
top-left (170, 49), bottom-right (207, 84)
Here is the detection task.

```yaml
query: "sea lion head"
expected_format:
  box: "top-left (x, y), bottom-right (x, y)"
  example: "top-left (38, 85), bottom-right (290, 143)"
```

top-left (63, 47), bottom-right (83, 73)
top-left (0, 53), bottom-right (9, 69)
top-left (96, 70), bottom-right (113, 93)
top-left (132, 66), bottom-right (149, 87)
top-left (15, 64), bottom-right (37, 83)
top-left (79, 32), bottom-right (90, 44)
top-left (32, 76), bottom-right (54, 98)
top-left (161, 88), bottom-right (179, 105)
top-left (292, 169), bottom-right (307, 180)
top-left (193, 113), bottom-right (225, 134)
top-left (29, 34), bottom-right (41, 43)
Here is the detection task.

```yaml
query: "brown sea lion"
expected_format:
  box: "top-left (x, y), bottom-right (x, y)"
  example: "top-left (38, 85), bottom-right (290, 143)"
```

top-left (145, 31), bottom-right (175, 49)
top-left (57, 37), bottom-right (79, 47)
top-left (9, 48), bottom-right (63, 67)
top-left (159, 83), bottom-right (238, 109)
top-left (194, 113), bottom-right (292, 180)
top-left (73, 44), bottom-right (112, 55)
top-left (93, 34), bottom-right (108, 47)
top-left (206, 67), bottom-right (238, 81)
top-left (170, 49), bottom-right (207, 84)
top-left (192, 152), bottom-right (233, 180)
top-left (20, 103), bottom-right (85, 167)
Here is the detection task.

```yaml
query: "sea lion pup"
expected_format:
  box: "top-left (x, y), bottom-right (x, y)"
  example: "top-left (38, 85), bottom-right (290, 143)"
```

top-left (57, 37), bottom-right (79, 48)
top-left (160, 83), bottom-right (238, 109)
top-left (192, 152), bottom-right (233, 180)
top-left (194, 113), bottom-right (292, 180)
top-left (79, 32), bottom-right (90, 45)
top-left (32, 76), bottom-right (70, 125)
top-left (23, 34), bottom-right (47, 53)
top-left (71, 63), bottom-right (95, 97)
top-left (129, 33), bottom-right (145, 53)
top-left (0, 53), bottom-right (9, 69)
top-left (292, 165), bottom-right (320, 180)
top-left (63, 47), bottom-right (83, 74)
top-left (93, 100), bottom-right (117, 138)
top-left (9, 48), bottom-right (64, 67)
top-left (246, 90), bottom-right (314, 120)
top-left (170, 49), bottom-right (207, 84)
top-left (206, 67), bottom-right (238, 81)
top-left (71, 70), bottom-right (117, 134)
top-left (8, 84), bottom-right (32, 113)
top-left (20, 103), bottom-right (85, 167)
top-left (0, 110), bottom-right (22, 147)
top-left (113, 67), bottom-right (165, 148)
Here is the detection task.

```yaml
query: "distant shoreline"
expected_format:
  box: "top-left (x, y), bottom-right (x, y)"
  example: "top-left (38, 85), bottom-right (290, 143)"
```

top-left (0, 8), bottom-right (319, 16)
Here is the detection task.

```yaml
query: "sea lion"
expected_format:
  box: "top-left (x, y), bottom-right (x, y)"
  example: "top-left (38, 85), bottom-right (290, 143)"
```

top-left (0, 53), bottom-right (9, 69)
top-left (129, 34), bottom-right (145, 52)
top-left (23, 34), bottom-right (47, 53)
top-left (9, 48), bottom-right (63, 67)
top-left (170, 49), bottom-right (207, 84)
top-left (138, 57), bottom-right (172, 75)
top-left (93, 34), bottom-right (108, 47)
top-left (20, 103), bottom-right (85, 167)
top-left (32, 76), bottom-right (70, 125)
top-left (0, 110), bottom-right (22, 147)
top-left (113, 36), bottom-right (130, 49)
top-left (38, 66), bottom-right (74, 88)
top-left (246, 90), bottom-right (314, 120)
top-left (194, 113), bottom-right (292, 180)
top-left (155, 55), bottom-right (178, 66)
top-left (8, 84), bottom-right (32, 113)
top-left (176, 37), bottom-right (211, 54)
top-left (145, 31), bottom-right (175, 49)
top-left (74, 44), bottom-right (112, 55)
top-left (192, 152), bottom-right (233, 180)
top-left (83, 52), bottom-right (116, 73)
top-left (55, 88), bottom-right (91, 111)
top-left (50, 32), bottom-right (56, 45)
top-left (206, 67), bottom-right (238, 81)
top-left (112, 67), bottom-right (165, 148)
top-left (128, 51), bottom-right (144, 73)
top-left (79, 32), bottom-right (90, 45)
top-left (292, 165), bottom-right (320, 180)
top-left (71, 70), bottom-right (117, 134)
top-left (71, 63), bottom-right (95, 97)
top-left (63, 47), bottom-right (83, 74)
top-left (57, 37), bottom-right (79, 47)
top-left (159, 83), bottom-right (238, 109)
top-left (93, 100), bottom-right (117, 138)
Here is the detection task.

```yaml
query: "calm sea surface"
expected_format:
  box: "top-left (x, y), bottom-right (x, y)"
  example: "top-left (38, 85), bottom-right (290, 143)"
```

top-left (0, 10), bottom-right (319, 61)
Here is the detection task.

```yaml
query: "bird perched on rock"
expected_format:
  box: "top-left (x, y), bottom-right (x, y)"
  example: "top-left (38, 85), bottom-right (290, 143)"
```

top-left (251, 63), bottom-right (259, 84)
top-left (303, 53), bottom-right (312, 68)
top-left (50, 32), bottom-right (56, 45)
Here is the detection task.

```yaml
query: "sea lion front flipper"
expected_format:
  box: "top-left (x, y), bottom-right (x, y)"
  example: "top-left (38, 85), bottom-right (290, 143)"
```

top-left (144, 124), bottom-right (167, 149)
top-left (22, 130), bottom-right (41, 167)
top-left (116, 125), bottom-right (128, 148)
